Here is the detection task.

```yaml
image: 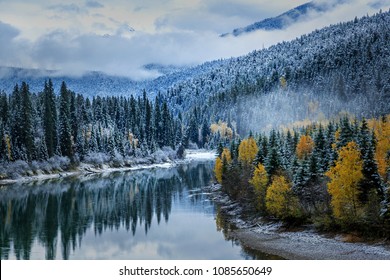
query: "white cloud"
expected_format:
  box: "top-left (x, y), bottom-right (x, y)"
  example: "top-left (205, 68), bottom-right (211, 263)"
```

top-left (0, 0), bottom-right (389, 79)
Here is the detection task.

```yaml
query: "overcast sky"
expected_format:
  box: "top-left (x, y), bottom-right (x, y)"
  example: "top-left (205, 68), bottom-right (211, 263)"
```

top-left (0, 0), bottom-right (389, 79)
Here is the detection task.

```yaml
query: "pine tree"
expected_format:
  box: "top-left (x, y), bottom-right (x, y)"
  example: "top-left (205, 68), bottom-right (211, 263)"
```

top-left (43, 79), bottom-right (57, 157)
top-left (58, 82), bottom-right (73, 159)
top-left (201, 119), bottom-right (210, 148)
top-left (20, 82), bottom-right (35, 161)
top-left (314, 124), bottom-right (328, 172)
top-left (265, 147), bottom-right (280, 177)
top-left (338, 116), bottom-right (353, 148)
top-left (358, 119), bottom-right (383, 201)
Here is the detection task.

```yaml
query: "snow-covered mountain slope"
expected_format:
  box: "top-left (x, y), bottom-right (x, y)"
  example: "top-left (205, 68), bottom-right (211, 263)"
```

top-left (221, 0), bottom-right (342, 37)
top-left (161, 10), bottom-right (390, 133)
top-left (0, 67), bottom-right (144, 98)
top-left (1, 10), bottom-right (389, 135)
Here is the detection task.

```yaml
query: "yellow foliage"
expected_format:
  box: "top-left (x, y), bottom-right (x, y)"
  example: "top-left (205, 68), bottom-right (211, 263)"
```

top-left (214, 148), bottom-right (232, 184)
top-left (5, 134), bottom-right (12, 161)
top-left (221, 148), bottom-right (232, 163)
top-left (368, 115), bottom-right (390, 181)
top-left (210, 121), bottom-right (233, 139)
top-left (250, 163), bottom-right (268, 211)
top-left (265, 175), bottom-right (300, 219)
top-left (214, 157), bottom-right (223, 184)
top-left (325, 141), bottom-right (364, 224)
top-left (238, 137), bottom-right (258, 165)
top-left (279, 76), bottom-right (287, 89)
top-left (296, 135), bottom-right (314, 160)
top-left (334, 129), bottom-right (340, 143)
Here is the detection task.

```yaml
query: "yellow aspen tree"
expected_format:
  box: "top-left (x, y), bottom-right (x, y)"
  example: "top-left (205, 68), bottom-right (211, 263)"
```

top-left (214, 148), bottom-right (231, 184)
top-left (279, 76), bottom-right (287, 89)
top-left (249, 163), bottom-right (269, 211)
top-left (296, 134), bottom-right (314, 159)
top-left (221, 147), bottom-right (232, 163)
top-left (214, 157), bottom-right (223, 184)
top-left (369, 115), bottom-right (390, 181)
top-left (265, 175), bottom-right (300, 219)
top-left (325, 141), bottom-right (364, 224)
top-left (5, 134), bottom-right (12, 161)
top-left (238, 137), bottom-right (258, 165)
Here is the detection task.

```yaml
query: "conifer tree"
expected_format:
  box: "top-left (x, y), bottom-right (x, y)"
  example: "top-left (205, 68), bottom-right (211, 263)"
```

top-left (20, 82), bottom-right (35, 161)
top-left (43, 79), bottom-right (57, 157)
top-left (58, 82), bottom-right (73, 159)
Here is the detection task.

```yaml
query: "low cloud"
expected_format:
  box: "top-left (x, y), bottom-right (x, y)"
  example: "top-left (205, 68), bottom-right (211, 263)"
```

top-left (86, 1), bottom-right (104, 8)
top-left (0, 0), bottom-right (389, 80)
top-left (47, 3), bottom-right (87, 14)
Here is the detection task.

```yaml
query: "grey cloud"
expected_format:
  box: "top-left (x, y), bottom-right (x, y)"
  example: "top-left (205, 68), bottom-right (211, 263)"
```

top-left (2, 0), bottom-right (389, 80)
top-left (205, 0), bottom-right (270, 21)
top-left (47, 3), bottom-right (87, 14)
top-left (0, 20), bottom-right (20, 40)
top-left (155, 10), bottom-right (247, 33)
top-left (86, 1), bottom-right (104, 8)
top-left (92, 22), bottom-right (112, 31)
top-left (0, 21), bottom-right (31, 69)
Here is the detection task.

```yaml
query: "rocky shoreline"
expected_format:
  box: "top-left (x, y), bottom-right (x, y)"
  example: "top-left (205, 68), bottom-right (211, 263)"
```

top-left (206, 184), bottom-right (390, 260)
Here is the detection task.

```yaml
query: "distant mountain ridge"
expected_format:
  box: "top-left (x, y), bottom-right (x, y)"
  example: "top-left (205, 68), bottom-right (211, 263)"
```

top-left (221, 0), bottom-right (343, 37)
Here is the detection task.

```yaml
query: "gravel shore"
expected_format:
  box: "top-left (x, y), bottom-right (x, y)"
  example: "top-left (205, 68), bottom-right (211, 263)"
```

top-left (208, 184), bottom-right (390, 260)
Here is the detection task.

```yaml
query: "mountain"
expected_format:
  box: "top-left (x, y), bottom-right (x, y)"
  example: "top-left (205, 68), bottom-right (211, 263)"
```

top-left (0, 67), bottom-right (144, 98)
top-left (1, 10), bottom-right (389, 137)
top-left (162, 10), bottom-right (390, 134)
top-left (221, 1), bottom-right (342, 37)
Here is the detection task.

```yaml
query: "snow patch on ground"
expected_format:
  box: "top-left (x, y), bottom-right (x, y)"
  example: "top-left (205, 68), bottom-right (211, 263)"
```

top-left (185, 149), bottom-right (217, 160)
top-left (205, 183), bottom-right (390, 260)
top-left (0, 149), bottom-right (216, 185)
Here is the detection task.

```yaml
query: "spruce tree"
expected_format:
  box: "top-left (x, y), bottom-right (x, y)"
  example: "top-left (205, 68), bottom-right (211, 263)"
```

top-left (58, 82), bottom-right (73, 159)
top-left (43, 79), bottom-right (57, 157)
top-left (20, 82), bottom-right (35, 161)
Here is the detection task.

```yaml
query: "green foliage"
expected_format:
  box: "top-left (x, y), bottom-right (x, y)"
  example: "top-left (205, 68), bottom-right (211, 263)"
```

top-left (217, 115), bottom-right (390, 236)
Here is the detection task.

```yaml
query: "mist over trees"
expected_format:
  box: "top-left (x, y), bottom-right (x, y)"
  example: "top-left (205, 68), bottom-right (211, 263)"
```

top-left (164, 10), bottom-right (390, 136)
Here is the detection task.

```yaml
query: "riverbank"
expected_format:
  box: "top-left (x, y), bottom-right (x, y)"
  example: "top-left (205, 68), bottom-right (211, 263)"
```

top-left (207, 184), bottom-right (390, 260)
top-left (0, 149), bottom-right (216, 185)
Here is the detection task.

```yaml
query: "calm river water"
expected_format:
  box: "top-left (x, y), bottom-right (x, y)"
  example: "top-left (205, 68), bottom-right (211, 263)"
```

top-left (0, 159), bottom-right (280, 260)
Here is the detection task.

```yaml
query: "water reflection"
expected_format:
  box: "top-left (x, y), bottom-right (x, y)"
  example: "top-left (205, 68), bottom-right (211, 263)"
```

top-left (0, 162), bottom-right (213, 259)
top-left (0, 161), bottom-right (282, 260)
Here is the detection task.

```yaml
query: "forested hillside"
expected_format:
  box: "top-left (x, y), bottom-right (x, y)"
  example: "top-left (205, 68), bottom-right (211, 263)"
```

top-left (0, 81), bottom-right (185, 179)
top-left (165, 10), bottom-right (390, 138)
top-left (214, 115), bottom-right (390, 236)
top-left (1, 11), bottom-right (389, 180)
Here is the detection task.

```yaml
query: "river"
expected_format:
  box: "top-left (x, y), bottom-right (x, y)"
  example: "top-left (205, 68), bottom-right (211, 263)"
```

top-left (0, 158), bottom-right (281, 260)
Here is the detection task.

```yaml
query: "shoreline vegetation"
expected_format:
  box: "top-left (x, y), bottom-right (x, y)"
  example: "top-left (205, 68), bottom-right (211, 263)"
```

top-left (207, 184), bottom-right (390, 260)
top-left (0, 149), bottom-right (216, 185)
top-left (213, 114), bottom-right (390, 243)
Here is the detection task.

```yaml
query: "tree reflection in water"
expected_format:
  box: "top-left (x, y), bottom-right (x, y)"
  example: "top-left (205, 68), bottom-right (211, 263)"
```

top-left (0, 162), bottom-right (213, 260)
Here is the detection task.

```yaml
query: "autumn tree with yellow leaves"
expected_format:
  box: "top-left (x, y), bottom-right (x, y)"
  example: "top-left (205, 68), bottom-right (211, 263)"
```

top-left (214, 148), bottom-right (232, 184)
top-left (296, 135), bottom-right (314, 160)
top-left (326, 141), bottom-right (364, 225)
top-left (368, 115), bottom-right (390, 182)
top-left (238, 137), bottom-right (258, 165)
top-left (265, 175), bottom-right (300, 219)
top-left (250, 163), bottom-right (269, 212)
